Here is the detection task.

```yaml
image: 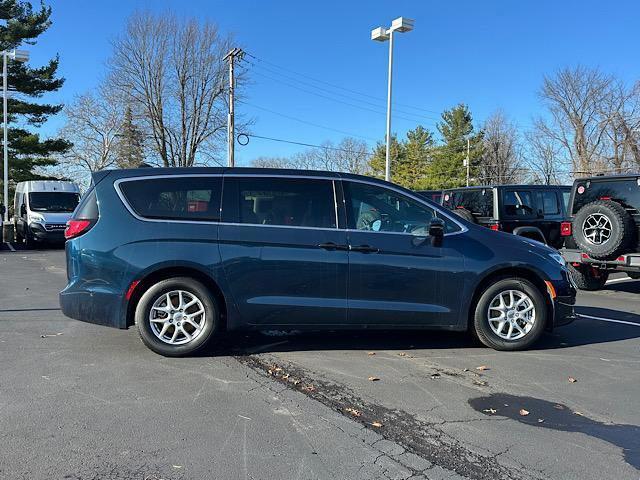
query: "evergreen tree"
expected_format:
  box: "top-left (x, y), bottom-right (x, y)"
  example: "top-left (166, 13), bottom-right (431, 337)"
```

top-left (368, 126), bottom-right (435, 189)
top-left (115, 106), bottom-right (145, 168)
top-left (424, 104), bottom-right (483, 189)
top-left (0, 0), bottom-right (70, 206)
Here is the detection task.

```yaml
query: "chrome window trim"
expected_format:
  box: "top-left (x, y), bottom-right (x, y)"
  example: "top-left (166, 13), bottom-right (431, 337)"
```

top-left (113, 172), bottom-right (467, 235)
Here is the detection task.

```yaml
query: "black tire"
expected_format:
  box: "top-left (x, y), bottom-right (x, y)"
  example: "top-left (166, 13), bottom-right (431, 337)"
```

top-left (136, 277), bottom-right (220, 357)
top-left (567, 264), bottom-right (609, 291)
top-left (472, 277), bottom-right (547, 351)
top-left (24, 230), bottom-right (34, 248)
top-left (453, 208), bottom-right (477, 223)
top-left (573, 200), bottom-right (634, 259)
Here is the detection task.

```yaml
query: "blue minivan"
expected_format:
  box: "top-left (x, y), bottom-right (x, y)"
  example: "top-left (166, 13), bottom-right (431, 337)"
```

top-left (60, 168), bottom-right (576, 356)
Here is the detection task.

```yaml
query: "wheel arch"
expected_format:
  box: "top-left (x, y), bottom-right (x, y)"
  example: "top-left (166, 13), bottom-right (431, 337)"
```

top-left (512, 226), bottom-right (547, 245)
top-left (125, 265), bottom-right (228, 329)
top-left (467, 266), bottom-right (553, 332)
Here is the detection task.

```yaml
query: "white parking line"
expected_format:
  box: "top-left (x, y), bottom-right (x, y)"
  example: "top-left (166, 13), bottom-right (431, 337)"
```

top-left (578, 313), bottom-right (640, 327)
top-left (605, 277), bottom-right (637, 285)
top-left (4, 242), bottom-right (15, 252)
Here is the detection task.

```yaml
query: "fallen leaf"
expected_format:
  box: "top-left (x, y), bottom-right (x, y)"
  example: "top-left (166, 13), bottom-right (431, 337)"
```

top-left (345, 407), bottom-right (362, 417)
top-left (519, 409), bottom-right (530, 416)
top-left (462, 368), bottom-right (469, 372)
top-left (476, 365), bottom-right (489, 371)
top-left (367, 352), bottom-right (376, 356)
top-left (368, 376), bottom-right (380, 382)
top-left (301, 384), bottom-right (315, 392)
top-left (292, 379), bottom-right (300, 385)
top-left (568, 377), bottom-right (577, 383)
top-left (473, 380), bottom-right (488, 386)
top-left (483, 408), bottom-right (497, 414)
top-left (430, 373), bottom-right (440, 379)
top-left (371, 421), bottom-right (383, 428)
top-left (282, 374), bottom-right (290, 380)
top-left (574, 411), bottom-right (584, 417)
top-left (398, 352), bottom-right (407, 357)
top-left (172, 465), bottom-right (183, 469)
top-left (537, 419), bottom-right (544, 423)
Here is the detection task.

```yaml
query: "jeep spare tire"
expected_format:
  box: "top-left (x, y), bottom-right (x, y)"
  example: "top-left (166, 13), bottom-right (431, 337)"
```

top-left (453, 208), bottom-right (477, 223)
top-left (573, 200), bottom-right (634, 260)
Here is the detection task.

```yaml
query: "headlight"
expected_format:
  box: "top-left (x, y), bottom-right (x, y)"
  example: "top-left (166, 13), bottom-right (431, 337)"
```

top-left (28, 213), bottom-right (45, 224)
top-left (548, 252), bottom-right (566, 266)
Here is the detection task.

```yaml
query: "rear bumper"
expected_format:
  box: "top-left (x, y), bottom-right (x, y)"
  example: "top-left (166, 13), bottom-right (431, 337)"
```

top-left (59, 287), bottom-right (127, 329)
top-left (561, 248), bottom-right (640, 273)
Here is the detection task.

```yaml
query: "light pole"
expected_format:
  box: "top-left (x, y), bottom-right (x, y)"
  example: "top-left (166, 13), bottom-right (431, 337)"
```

top-left (371, 17), bottom-right (414, 182)
top-left (2, 48), bottom-right (29, 227)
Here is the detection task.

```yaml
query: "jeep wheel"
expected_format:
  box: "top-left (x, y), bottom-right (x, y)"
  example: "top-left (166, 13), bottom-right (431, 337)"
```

top-left (453, 208), bottom-right (477, 223)
top-left (567, 264), bottom-right (609, 291)
top-left (573, 200), bottom-right (634, 259)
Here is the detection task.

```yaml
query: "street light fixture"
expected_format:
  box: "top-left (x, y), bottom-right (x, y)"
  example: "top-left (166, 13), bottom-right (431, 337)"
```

top-left (371, 17), bottom-right (414, 182)
top-left (2, 48), bottom-right (29, 228)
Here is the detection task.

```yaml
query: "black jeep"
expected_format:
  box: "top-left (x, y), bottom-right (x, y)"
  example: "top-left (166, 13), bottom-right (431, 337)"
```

top-left (441, 185), bottom-right (571, 249)
top-left (561, 175), bottom-right (640, 290)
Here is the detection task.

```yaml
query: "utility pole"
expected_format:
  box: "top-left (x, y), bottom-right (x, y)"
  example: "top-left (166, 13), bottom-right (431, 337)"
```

top-left (224, 48), bottom-right (244, 168)
top-left (3, 50), bottom-right (8, 224)
top-left (465, 137), bottom-right (471, 187)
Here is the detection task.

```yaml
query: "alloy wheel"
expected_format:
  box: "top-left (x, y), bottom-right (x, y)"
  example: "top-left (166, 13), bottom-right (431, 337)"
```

top-left (582, 213), bottom-right (612, 245)
top-left (487, 289), bottom-right (536, 341)
top-left (148, 290), bottom-right (206, 345)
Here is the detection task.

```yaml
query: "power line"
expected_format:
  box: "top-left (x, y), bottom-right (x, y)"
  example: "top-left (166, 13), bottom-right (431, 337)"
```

top-left (238, 99), bottom-right (378, 142)
top-left (238, 133), bottom-right (372, 154)
top-left (243, 51), bottom-right (442, 116)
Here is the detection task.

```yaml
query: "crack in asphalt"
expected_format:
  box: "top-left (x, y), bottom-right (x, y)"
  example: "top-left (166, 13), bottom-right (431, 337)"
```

top-left (235, 354), bottom-right (543, 480)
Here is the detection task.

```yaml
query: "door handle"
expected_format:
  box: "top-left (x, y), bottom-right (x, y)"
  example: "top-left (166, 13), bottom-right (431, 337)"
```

top-left (317, 242), bottom-right (349, 251)
top-left (349, 244), bottom-right (380, 253)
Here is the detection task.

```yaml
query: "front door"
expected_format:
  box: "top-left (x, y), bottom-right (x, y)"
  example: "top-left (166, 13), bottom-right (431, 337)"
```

top-left (343, 180), bottom-right (466, 327)
top-left (219, 175), bottom-right (349, 327)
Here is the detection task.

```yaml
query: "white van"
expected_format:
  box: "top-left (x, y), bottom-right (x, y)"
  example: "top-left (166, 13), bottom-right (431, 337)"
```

top-left (13, 180), bottom-right (81, 245)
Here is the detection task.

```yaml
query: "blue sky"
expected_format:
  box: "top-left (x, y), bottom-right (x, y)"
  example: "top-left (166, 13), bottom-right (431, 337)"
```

top-left (31, 0), bottom-right (640, 165)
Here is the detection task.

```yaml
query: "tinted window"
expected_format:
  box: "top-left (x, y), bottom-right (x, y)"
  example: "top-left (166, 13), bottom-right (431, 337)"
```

top-left (74, 188), bottom-right (99, 220)
top-left (572, 178), bottom-right (640, 214)
top-left (503, 190), bottom-right (535, 217)
top-left (119, 176), bottom-right (222, 221)
top-left (237, 177), bottom-right (336, 228)
top-left (536, 191), bottom-right (560, 215)
top-left (562, 191), bottom-right (571, 213)
top-left (443, 189), bottom-right (494, 217)
top-left (346, 182), bottom-right (460, 234)
top-left (28, 192), bottom-right (79, 212)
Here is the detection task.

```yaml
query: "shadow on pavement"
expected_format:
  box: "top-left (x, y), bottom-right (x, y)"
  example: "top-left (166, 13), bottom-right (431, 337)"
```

top-left (602, 280), bottom-right (640, 294)
top-left (469, 393), bottom-right (640, 471)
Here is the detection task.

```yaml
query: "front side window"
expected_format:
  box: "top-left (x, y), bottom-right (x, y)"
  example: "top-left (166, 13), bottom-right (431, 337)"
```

top-left (237, 177), bottom-right (336, 228)
top-left (28, 192), bottom-right (80, 212)
top-left (346, 182), bottom-right (460, 234)
top-left (503, 190), bottom-right (534, 217)
top-left (119, 176), bottom-right (222, 221)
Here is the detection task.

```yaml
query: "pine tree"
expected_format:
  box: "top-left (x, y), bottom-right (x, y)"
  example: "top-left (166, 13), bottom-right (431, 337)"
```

top-left (115, 106), bottom-right (145, 168)
top-left (424, 104), bottom-right (483, 189)
top-left (0, 0), bottom-right (70, 205)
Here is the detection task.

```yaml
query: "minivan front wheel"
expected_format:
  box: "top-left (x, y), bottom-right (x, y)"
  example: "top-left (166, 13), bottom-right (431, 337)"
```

top-left (473, 278), bottom-right (547, 351)
top-left (136, 277), bottom-right (219, 357)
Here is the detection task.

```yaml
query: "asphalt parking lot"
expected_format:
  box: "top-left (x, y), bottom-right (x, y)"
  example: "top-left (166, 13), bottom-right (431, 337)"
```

top-left (1, 243), bottom-right (639, 480)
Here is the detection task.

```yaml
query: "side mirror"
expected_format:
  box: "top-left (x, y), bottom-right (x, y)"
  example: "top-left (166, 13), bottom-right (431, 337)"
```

top-left (429, 217), bottom-right (445, 246)
top-left (20, 204), bottom-right (26, 216)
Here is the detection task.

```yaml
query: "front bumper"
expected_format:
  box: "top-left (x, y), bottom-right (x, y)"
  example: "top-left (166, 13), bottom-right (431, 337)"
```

top-left (29, 223), bottom-right (66, 243)
top-left (553, 294), bottom-right (577, 327)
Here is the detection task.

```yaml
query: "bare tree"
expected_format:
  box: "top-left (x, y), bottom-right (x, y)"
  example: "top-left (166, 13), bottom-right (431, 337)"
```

top-left (58, 90), bottom-right (123, 180)
top-left (250, 137), bottom-right (371, 174)
top-left (109, 12), bottom-right (233, 167)
top-left (524, 126), bottom-right (566, 185)
top-left (480, 110), bottom-right (523, 184)
top-left (538, 66), bottom-right (614, 175)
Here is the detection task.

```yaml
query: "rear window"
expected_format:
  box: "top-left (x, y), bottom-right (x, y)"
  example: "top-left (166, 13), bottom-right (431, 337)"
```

top-left (236, 177), bottom-right (336, 228)
top-left (443, 189), bottom-right (494, 217)
top-left (572, 178), bottom-right (640, 214)
top-left (119, 176), bottom-right (222, 221)
top-left (73, 188), bottom-right (98, 220)
top-left (536, 191), bottom-right (560, 215)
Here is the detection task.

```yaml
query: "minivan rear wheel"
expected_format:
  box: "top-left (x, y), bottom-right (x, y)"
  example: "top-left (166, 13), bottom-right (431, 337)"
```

top-left (136, 277), bottom-right (219, 357)
top-left (473, 278), bottom-right (547, 351)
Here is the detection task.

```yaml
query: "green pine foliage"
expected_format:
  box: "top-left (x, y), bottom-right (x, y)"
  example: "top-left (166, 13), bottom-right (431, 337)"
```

top-left (116, 106), bottom-right (145, 168)
top-left (0, 0), bottom-right (70, 202)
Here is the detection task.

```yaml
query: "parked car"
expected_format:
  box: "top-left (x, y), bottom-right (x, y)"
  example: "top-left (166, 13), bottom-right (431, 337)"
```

top-left (441, 185), bottom-right (571, 249)
top-left (560, 174), bottom-right (640, 290)
top-left (416, 189), bottom-right (443, 205)
top-left (60, 168), bottom-right (576, 356)
top-left (13, 180), bottom-right (81, 246)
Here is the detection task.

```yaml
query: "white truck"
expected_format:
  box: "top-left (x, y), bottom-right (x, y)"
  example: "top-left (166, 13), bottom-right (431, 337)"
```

top-left (13, 180), bottom-right (80, 246)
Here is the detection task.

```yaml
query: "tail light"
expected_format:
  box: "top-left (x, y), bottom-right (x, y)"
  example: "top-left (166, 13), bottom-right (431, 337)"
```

top-left (489, 223), bottom-right (500, 231)
top-left (560, 221), bottom-right (572, 236)
top-left (64, 189), bottom-right (98, 240)
top-left (64, 220), bottom-right (93, 239)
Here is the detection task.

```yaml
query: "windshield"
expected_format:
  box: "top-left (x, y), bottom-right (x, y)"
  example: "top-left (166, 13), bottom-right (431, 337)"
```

top-left (28, 192), bottom-right (80, 212)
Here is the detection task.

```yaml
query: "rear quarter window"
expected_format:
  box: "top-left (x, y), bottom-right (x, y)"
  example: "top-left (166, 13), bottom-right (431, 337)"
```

top-left (443, 189), bottom-right (494, 217)
top-left (118, 176), bottom-right (222, 221)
